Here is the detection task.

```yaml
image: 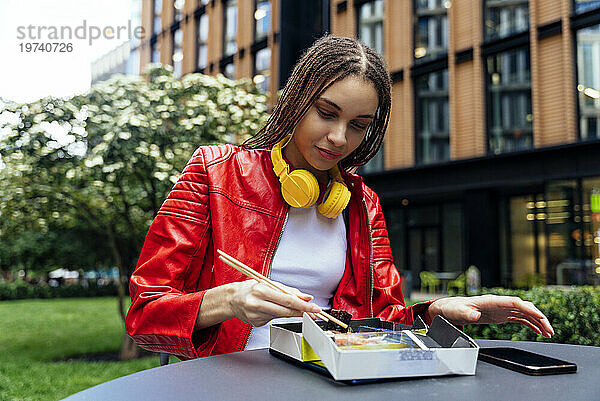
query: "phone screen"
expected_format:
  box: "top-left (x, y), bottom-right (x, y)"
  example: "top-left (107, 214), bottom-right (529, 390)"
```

top-left (478, 347), bottom-right (577, 375)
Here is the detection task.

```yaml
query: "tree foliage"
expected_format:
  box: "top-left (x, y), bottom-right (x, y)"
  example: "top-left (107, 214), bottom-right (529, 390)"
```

top-left (0, 65), bottom-right (268, 282)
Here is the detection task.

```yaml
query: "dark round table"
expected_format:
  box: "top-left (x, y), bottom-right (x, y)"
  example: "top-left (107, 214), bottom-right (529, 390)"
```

top-left (64, 340), bottom-right (599, 401)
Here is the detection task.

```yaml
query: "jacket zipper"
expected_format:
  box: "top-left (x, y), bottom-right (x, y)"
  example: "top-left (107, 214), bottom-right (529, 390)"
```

top-left (240, 206), bottom-right (289, 351)
top-left (361, 198), bottom-right (374, 318)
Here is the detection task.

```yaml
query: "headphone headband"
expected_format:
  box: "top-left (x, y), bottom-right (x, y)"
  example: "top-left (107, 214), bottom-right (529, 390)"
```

top-left (271, 137), bottom-right (290, 179)
top-left (272, 136), bottom-right (344, 182)
top-left (270, 136), bottom-right (351, 218)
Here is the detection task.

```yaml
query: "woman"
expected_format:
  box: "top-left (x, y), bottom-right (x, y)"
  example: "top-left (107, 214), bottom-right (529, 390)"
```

top-left (125, 35), bottom-right (553, 360)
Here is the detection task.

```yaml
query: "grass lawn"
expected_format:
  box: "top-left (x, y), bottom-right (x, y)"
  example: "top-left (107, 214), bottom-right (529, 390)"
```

top-left (0, 297), bottom-right (160, 401)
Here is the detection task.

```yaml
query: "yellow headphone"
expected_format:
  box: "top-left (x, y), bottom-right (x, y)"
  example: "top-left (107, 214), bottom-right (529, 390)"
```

top-left (271, 136), bottom-right (351, 219)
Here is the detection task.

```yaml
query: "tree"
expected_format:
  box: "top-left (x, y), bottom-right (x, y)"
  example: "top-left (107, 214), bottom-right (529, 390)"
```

top-left (0, 65), bottom-right (268, 358)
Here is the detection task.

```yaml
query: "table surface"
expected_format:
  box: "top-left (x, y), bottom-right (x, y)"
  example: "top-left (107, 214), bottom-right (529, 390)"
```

top-left (64, 340), bottom-right (600, 401)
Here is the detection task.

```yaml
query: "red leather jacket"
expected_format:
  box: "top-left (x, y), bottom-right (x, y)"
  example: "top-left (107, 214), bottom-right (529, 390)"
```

top-left (126, 145), bottom-right (431, 360)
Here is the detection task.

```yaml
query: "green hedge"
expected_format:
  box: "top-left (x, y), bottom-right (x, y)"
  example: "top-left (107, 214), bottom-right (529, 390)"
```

top-left (463, 286), bottom-right (600, 347)
top-left (0, 280), bottom-right (118, 301)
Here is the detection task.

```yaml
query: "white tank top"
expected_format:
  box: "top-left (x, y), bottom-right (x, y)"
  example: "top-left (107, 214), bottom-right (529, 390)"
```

top-left (244, 205), bottom-right (347, 350)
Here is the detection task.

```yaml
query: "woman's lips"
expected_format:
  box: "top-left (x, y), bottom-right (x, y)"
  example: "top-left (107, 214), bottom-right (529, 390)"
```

top-left (316, 146), bottom-right (341, 160)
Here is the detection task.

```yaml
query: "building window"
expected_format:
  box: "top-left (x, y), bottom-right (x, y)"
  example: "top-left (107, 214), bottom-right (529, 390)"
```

top-left (575, 0), bottom-right (600, 13)
top-left (357, 0), bottom-right (384, 174)
top-left (254, 0), bottom-right (271, 42)
top-left (414, 0), bottom-right (448, 62)
top-left (151, 40), bottom-right (161, 63)
top-left (576, 23), bottom-right (600, 140)
top-left (501, 177), bottom-right (600, 287)
top-left (223, 0), bottom-right (237, 57)
top-left (126, 47), bottom-right (140, 75)
top-left (174, 0), bottom-right (185, 22)
top-left (484, 0), bottom-right (529, 41)
top-left (253, 47), bottom-right (270, 93)
top-left (153, 0), bottom-right (162, 35)
top-left (172, 28), bottom-right (183, 78)
top-left (486, 47), bottom-right (533, 154)
top-left (223, 62), bottom-right (235, 79)
top-left (415, 69), bottom-right (450, 164)
top-left (582, 177), bottom-right (600, 280)
top-left (130, 0), bottom-right (143, 47)
top-left (407, 205), bottom-right (442, 288)
top-left (357, 0), bottom-right (384, 55)
top-left (197, 13), bottom-right (209, 71)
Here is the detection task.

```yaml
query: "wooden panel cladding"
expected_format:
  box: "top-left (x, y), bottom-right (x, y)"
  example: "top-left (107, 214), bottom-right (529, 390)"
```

top-left (385, 0), bottom-right (412, 72)
top-left (449, 1), bottom-right (485, 160)
top-left (530, 0), bottom-right (576, 147)
top-left (330, 0), bottom-right (356, 38)
top-left (532, 0), bottom-right (563, 26)
top-left (451, 60), bottom-right (486, 159)
top-left (267, 0), bottom-right (280, 106)
top-left (534, 35), bottom-right (576, 146)
top-left (452, 0), bottom-right (478, 50)
top-left (385, 81), bottom-right (415, 169)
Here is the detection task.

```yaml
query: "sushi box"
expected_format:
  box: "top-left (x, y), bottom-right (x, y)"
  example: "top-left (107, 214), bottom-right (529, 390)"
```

top-left (269, 314), bottom-right (479, 381)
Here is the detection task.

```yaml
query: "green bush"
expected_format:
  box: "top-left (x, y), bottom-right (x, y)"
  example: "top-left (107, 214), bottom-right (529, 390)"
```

top-left (0, 280), bottom-right (118, 301)
top-left (464, 286), bottom-right (600, 347)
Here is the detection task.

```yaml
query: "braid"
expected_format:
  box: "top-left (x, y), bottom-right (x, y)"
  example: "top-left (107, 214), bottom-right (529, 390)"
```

top-left (243, 35), bottom-right (391, 171)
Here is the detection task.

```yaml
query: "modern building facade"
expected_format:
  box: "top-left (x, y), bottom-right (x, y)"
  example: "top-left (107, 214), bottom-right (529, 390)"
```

top-left (139, 0), bottom-right (600, 288)
top-left (91, 0), bottom-right (143, 84)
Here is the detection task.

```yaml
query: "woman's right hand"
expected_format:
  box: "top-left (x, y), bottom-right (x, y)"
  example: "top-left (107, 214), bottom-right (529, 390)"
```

top-left (227, 280), bottom-right (322, 327)
top-left (195, 279), bottom-right (322, 331)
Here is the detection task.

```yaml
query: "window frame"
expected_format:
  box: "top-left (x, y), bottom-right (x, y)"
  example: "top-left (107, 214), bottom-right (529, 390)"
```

top-left (484, 45), bottom-right (534, 155)
top-left (195, 5), bottom-right (209, 72)
top-left (222, 0), bottom-right (238, 58)
top-left (481, 0), bottom-right (533, 156)
top-left (413, 68), bottom-right (451, 165)
top-left (573, 0), bottom-right (600, 14)
top-left (150, 36), bottom-right (161, 64)
top-left (413, 0), bottom-right (449, 64)
top-left (483, 0), bottom-right (530, 42)
top-left (173, 0), bottom-right (185, 23)
top-left (153, 0), bottom-right (163, 36)
top-left (252, 41), bottom-right (270, 93)
top-left (253, 0), bottom-right (271, 43)
top-left (355, 0), bottom-right (385, 174)
top-left (171, 25), bottom-right (184, 78)
top-left (411, 0), bottom-right (450, 166)
top-left (571, 8), bottom-right (600, 141)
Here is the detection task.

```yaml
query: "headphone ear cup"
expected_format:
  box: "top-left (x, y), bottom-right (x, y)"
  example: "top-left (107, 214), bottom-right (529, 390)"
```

top-left (280, 170), bottom-right (320, 208)
top-left (317, 181), bottom-right (351, 219)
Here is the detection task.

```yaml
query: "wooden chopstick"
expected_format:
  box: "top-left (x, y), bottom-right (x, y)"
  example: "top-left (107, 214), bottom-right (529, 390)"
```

top-left (217, 254), bottom-right (347, 329)
top-left (217, 252), bottom-right (332, 322)
top-left (216, 249), bottom-right (349, 330)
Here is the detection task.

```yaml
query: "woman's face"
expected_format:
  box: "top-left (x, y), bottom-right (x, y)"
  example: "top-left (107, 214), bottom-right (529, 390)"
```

top-left (283, 75), bottom-right (378, 183)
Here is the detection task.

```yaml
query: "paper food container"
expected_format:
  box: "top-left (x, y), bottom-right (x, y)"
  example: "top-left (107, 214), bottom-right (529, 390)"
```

top-left (269, 314), bottom-right (479, 381)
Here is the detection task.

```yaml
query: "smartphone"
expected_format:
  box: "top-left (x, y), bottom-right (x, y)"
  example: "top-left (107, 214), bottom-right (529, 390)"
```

top-left (478, 347), bottom-right (577, 375)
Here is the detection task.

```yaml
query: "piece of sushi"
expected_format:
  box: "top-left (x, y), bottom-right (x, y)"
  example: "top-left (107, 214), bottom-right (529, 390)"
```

top-left (323, 309), bottom-right (353, 332)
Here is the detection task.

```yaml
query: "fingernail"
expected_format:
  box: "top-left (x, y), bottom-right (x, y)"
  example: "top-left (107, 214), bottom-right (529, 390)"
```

top-left (311, 304), bottom-right (321, 313)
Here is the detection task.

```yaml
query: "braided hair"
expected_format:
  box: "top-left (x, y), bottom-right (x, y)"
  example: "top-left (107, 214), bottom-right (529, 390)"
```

top-left (242, 34), bottom-right (391, 171)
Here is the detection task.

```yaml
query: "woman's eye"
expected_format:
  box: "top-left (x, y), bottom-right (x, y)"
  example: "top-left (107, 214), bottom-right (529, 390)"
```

top-left (352, 122), bottom-right (368, 130)
top-left (317, 108), bottom-right (335, 119)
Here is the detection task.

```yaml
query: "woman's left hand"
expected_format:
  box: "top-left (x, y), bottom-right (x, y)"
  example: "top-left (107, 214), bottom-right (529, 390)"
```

top-left (426, 295), bottom-right (555, 338)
